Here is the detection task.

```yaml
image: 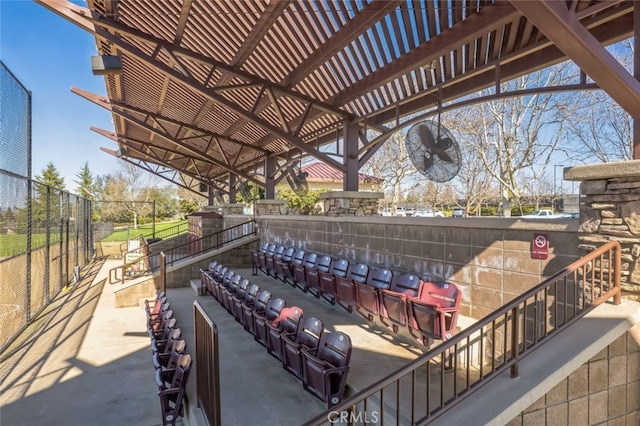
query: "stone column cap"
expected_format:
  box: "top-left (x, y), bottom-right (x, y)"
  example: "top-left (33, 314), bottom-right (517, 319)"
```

top-left (564, 160), bottom-right (640, 181)
top-left (319, 191), bottom-right (384, 199)
top-left (255, 199), bottom-right (287, 205)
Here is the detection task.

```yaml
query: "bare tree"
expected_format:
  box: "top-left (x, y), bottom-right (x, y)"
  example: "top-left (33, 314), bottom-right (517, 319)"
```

top-left (453, 64), bottom-right (578, 216)
top-left (361, 130), bottom-right (420, 214)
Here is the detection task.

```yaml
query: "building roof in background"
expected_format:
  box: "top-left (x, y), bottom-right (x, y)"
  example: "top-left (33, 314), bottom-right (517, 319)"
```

top-left (302, 163), bottom-right (382, 185)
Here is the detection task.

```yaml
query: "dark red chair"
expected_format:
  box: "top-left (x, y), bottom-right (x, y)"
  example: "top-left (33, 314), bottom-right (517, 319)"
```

top-left (284, 249), bottom-right (305, 285)
top-left (232, 278), bottom-right (250, 322)
top-left (152, 327), bottom-right (181, 355)
top-left (223, 274), bottom-right (242, 313)
top-left (305, 254), bottom-right (330, 297)
top-left (355, 267), bottom-right (393, 321)
top-left (199, 268), bottom-right (213, 295)
top-left (156, 353), bottom-right (192, 426)
top-left (301, 331), bottom-right (352, 407)
top-left (150, 317), bottom-right (177, 347)
top-left (240, 284), bottom-right (260, 331)
top-left (252, 242), bottom-right (268, 274)
top-left (407, 281), bottom-right (461, 346)
top-left (266, 245), bottom-right (285, 277)
top-left (319, 259), bottom-right (349, 304)
top-left (258, 243), bottom-right (276, 273)
top-left (148, 309), bottom-right (174, 337)
top-left (274, 247), bottom-right (295, 282)
top-left (295, 252), bottom-right (317, 292)
top-left (266, 306), bottom-right (304, 361)
top-left (379, 273), bottom-right (421, 333)
top-left (211, 265), bottom-right (228, 302)
top-left (282, 316), bottom-right (324, 379)
top-left (153, 338), bottom-right (187, 371)
top-left (246, 290), bottom-right (272, 336)
top-left (254, 297), bottom-right (286, 347)
top-left (217, 269), bottom-right (236, 304)
top-left (335, 262), bottom-right (369, 312)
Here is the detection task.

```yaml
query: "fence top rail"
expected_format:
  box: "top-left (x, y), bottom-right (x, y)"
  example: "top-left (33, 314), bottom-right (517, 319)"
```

top-left (193, 300), bottom-right (217, 330)
top-left (302, 240), bottom-right (622, 426)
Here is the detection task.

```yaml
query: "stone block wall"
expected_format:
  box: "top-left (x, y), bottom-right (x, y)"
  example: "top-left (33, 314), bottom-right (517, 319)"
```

top-left (258, 215), bottom-right (580, 319)
top-left (506, 325), bottom-right (640, 425)
top-left (319, 191), bottom-right (384, 216)
top-left (566, 160), bottom-right (640, 301)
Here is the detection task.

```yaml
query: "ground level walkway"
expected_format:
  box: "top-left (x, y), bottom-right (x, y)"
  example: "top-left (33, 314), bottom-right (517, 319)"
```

top-left (0, 257), bottom-right (428, 425)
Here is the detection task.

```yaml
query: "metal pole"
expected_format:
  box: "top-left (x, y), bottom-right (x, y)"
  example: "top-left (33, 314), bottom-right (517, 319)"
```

top-left (152, 200), bottom-right (156, 239)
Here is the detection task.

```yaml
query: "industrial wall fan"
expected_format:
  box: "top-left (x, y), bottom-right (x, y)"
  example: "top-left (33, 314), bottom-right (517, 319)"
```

top-left (404, 119), bottom-right (461, 182)
top-left (286, 167), bottom-right (309, 196)
top-left (235, 179), bottom-right (252, 201)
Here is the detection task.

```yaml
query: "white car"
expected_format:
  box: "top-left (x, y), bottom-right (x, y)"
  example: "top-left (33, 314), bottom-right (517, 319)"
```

top-left (413, 209), bottom-right (444, 217)
top-left (521, 209), bottom-right (562, 218)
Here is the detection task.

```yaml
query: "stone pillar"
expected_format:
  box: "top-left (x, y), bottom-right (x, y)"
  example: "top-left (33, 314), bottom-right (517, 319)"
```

top-left (565, 160), bottom-right (640, 299)
top-left (255, 199), bottom-right (288, 216)
top-left (319, 191), bottom-right (384, 216)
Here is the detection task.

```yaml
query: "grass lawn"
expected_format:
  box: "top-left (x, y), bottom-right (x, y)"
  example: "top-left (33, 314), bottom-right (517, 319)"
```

top-left (100, 220), bottom-right (188, 242)
top-left (0, 234), bottom-right (58, 257)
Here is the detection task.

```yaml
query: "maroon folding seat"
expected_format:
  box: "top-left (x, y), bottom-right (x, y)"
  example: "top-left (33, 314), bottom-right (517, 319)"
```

top-left (266, 245), bottom-right (285, 277)
top-left (148, 308), bottom-right (173, 337)
top-left (305, 254), bottom-right (329, 296)
top-left (152, 327), bottom-right (181, 355)
top-left (319, 259), bottom-right (349, 304)
top-left (147, 302), bottom-right (170, 330)
top-left (287, 249), bottom-right (306, 286)
top-left (301, 331), bottom-right (352, 407)
top-left (274, 247), bottom-right (295, 282)
top-left (145, 294), bottom-right (167, 317)
top-left (355, 268), bottom-right (393, 321)
top-left (150, 317), bottom-right (177, 346)
top-left (217, 269), bottom-right (235, 305)
top-left (156, 354), bottom-right (191, 426)
top-left (266, 306), bottom-right (303, 361)
top-left (407, 281), bottom-right (461, 346)
top-left (240, 284), bottom-right (260, 330)
top-left (207, 261), bottom-right (218, 273)
top-left (231, 278), bottom-right (250, 322)
top-left (223, 274), bottom-right (242, 313)
top-left (258, 243), bottom-right (276, 273)
top-left (379, 273), bottom-right (422, 333)
top-left (296, 252), bottom-right (320, 292)
top-left (282, 316), bottom-right (324, 379)
top-left (335, 263), bottom-right (369, 312)
top-left (199, 268), bottom-right (212, 295)
top-left (211, 266), bottom-right (228, 302)
top-left (211, 264), bottom-right (225, 284)
top-left (251, 242), bottom-right (268, 274)
top-left (153, 338), bottom-right (187, 371)
top-left (246, 290), bottom-right (271, 335)
top-left (254, 297), bottom-right (285, 347)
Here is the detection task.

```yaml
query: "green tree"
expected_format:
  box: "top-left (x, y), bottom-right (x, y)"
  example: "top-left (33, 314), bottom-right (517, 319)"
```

top-left (277, 188), bottom-right (327, 215)
top-left (74, 162), bottom-right (96, 199)
top-left (35, 162), bottom-right (65, 190)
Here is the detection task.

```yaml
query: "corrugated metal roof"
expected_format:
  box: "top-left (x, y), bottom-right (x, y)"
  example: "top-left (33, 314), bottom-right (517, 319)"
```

top-left (302, 162), bottom-right (382, 184)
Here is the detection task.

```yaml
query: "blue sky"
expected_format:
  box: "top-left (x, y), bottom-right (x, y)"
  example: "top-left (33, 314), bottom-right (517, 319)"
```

top-left (0, 0), bottom-right (122, 192)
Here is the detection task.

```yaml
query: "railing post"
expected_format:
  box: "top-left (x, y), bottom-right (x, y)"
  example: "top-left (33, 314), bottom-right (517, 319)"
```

top-left (510, 305), bottom-right (519, 378)
top-left (194, 301), bottom-right (221, 426)
top-left (160, 252), bottom-right (166, 293)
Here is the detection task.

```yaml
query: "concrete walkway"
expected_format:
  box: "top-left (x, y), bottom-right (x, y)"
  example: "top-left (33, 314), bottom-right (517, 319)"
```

top-left (0, 258), bottom-right (427, 426)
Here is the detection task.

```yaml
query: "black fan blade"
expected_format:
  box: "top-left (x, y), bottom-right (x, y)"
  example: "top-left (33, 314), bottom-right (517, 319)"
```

top-left (419, 124), bottom-right (437, 149)
top-left (435, 136), bottom-right (453, 150)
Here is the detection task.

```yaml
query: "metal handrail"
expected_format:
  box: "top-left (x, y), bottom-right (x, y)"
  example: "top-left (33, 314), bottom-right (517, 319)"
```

top-left (147, 221), bottom-right (188, 241)
top-left (303, 241), bottom-right (622, 425)
top-left (108, 220), bottom-right (257, 284)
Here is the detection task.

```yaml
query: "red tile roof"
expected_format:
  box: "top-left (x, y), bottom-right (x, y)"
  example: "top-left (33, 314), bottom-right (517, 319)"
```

top-left (302, 163), bottom-right (383, 184)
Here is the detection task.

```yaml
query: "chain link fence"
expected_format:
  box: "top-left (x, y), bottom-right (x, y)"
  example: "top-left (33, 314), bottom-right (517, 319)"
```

top-left (0, 61), bottom-right (94, 352)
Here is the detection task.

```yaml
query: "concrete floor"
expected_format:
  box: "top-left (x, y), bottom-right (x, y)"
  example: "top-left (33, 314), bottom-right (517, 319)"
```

top-left (0, 258), bottom-right (427, 426)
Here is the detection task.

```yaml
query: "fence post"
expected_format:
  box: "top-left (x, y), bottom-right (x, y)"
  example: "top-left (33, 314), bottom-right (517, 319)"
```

top-left (194, 301), bottom-right (221, 426)
top-left (510, 305), bottom-right (520, 378)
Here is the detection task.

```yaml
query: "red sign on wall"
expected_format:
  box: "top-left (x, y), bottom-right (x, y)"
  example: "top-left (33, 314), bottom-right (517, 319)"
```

top-left (532, 233), bottom-right (549, 259)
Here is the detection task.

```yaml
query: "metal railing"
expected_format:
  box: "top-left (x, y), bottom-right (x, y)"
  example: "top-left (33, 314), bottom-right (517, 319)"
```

top-left (194, 301), bottom-right (221, 426)
top-left (108, 220), bottom-right (256, 284)
top-left (303, 241), bottom-right (622, 426)
top-left (159, 252), bottom-right (167, 294)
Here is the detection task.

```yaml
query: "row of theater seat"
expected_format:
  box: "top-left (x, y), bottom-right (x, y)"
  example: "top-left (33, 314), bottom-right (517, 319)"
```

top-left (253, 242), bottom-right (462, 347)
top-left (145, 292), bottom-right (191, 426)
top-left (199, 262), bottom-right (352, 407)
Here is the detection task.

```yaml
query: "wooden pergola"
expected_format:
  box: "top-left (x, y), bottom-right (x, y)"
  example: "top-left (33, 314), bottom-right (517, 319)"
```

top-left (37, 0), bottom-right (640, 199)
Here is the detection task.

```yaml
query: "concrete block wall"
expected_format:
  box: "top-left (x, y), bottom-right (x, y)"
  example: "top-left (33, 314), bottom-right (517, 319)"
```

top-left (506, 324), bottom-right (640, 425)
top-left (256, 215), bottom-right (581, 319)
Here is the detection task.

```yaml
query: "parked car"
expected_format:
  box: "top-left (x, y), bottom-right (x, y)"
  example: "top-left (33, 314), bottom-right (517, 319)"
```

top-left (452, 208), bottom-right (467, 218)
top-left (521, 209), bottom-right (562, 218)
top-left (413, 209), bottom-right (444, 217)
